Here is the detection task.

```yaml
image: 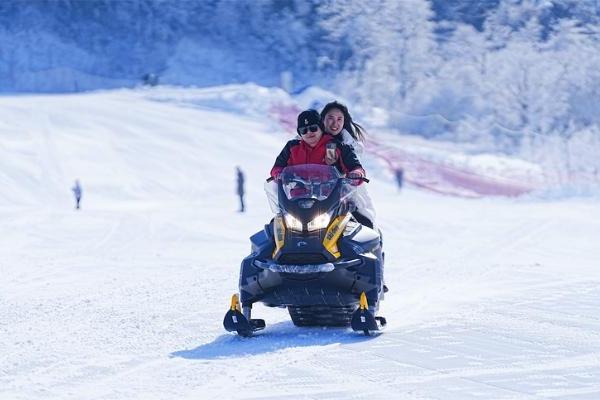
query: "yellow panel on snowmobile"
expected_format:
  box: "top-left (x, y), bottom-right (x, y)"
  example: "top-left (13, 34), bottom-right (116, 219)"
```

top-left (323, 213), bottom-right (351, 258)
top-left (230, 293), bottom-right (241, 311)
top-left (359, 292), bottom-right (368, 310)
top-left (272, 214), bottom-right (286, 258)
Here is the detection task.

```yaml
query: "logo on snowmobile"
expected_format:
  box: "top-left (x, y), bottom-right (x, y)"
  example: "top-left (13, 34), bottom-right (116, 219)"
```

top-left (297, 241), bottom-right (308, 247)
top-left (326, 225), bottom-right (338, 241)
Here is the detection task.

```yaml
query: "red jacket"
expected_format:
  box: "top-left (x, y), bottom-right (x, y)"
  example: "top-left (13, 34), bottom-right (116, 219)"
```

top-left (270, 134), bottom-right (364, 178)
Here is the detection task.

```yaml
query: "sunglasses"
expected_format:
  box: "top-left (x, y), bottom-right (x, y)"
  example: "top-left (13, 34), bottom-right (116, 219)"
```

top-left (297, 124), bottom-right (319, 135)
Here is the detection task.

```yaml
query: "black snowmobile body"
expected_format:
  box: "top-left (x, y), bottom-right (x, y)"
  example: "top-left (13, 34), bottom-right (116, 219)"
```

top-left (224, 164), bottom-right (386, 335)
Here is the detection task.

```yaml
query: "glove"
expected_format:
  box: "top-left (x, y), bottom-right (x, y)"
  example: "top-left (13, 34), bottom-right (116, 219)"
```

top-left (348, 169), bottom-right (365, 186)
top-left (270, 167), bottom-right (284, 181)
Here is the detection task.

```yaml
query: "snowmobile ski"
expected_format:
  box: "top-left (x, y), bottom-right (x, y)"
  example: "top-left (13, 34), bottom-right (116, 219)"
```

top-left (223, 294), bottom-right (266, 337)
top-left (351, 292), bottom-right (386, 336)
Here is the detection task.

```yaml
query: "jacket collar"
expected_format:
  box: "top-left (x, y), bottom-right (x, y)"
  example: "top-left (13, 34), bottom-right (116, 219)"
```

top-left (302, 133), bottom-right (331, 149)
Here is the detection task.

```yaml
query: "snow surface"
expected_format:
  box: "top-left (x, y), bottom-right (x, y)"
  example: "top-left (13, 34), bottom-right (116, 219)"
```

top-left (1, 87), bottom-right (600, 399)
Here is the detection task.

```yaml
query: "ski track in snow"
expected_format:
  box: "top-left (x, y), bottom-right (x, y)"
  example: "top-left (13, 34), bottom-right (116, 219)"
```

top-left (1, 88), bottom-right (600, 399)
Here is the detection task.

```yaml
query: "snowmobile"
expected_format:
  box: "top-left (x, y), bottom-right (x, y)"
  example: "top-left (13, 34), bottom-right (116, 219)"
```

top-left (223, 164), bottom-right (386, 336)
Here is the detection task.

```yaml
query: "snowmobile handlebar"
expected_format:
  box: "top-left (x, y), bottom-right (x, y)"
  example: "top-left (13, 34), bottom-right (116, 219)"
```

top-left (343, 176), bottom-right (370, 184)
top-left (266, 175), bottom-right (369, 184)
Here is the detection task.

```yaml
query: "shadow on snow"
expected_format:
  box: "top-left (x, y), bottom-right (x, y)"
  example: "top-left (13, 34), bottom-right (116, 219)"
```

top-left (170, 321), bottom-right (377, 360)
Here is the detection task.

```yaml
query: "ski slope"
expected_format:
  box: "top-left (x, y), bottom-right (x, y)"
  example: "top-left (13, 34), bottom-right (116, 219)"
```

top-left (1, 86), bottom-right (600, 400)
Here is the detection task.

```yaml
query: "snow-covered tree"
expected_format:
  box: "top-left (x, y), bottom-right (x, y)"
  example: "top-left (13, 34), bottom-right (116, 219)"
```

top-left (318, 0), bottom-right (439, 113)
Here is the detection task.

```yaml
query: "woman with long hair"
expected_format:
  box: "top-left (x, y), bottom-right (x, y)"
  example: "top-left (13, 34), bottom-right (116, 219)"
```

top-left (321, 101), bottom-right (377, 230)
top-left (321, 100), bottom-right (367, 158)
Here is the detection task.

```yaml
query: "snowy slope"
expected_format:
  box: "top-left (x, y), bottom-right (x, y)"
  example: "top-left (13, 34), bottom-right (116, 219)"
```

top-left (1, 87), bottom-right (600, 400)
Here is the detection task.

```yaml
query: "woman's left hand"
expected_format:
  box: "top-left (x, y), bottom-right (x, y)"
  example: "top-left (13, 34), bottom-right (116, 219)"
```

top-left (325, 153), bottom-right (337, 165)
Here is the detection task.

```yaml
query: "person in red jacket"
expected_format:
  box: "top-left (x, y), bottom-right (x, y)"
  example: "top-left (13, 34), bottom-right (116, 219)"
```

top-left (270, 109), bottom-right (365, 181)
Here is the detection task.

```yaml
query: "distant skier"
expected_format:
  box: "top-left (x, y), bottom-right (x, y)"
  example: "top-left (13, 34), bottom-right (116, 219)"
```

top-left (72, 180), bottom-right (82, 210)
top-left (142, 73), bottom-right (159, 86)
top-left (236, 166), bottom-right (245, 212)
top-left (394, 167), bottom-right (404, 190)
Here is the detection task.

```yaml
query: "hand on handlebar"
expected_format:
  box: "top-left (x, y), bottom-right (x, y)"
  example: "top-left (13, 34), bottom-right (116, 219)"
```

top-left (348, 169), bottom-right (366, 186)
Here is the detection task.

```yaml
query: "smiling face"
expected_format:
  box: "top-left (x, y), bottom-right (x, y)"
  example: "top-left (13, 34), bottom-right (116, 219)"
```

top-left (323, 108), bottom-right (345, 136)
top-left (300, 125), bottom-right (323, 147)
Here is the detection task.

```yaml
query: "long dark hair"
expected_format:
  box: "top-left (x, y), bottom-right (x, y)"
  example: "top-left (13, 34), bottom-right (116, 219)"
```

top-left (320, 101), bottom-right (366, 143)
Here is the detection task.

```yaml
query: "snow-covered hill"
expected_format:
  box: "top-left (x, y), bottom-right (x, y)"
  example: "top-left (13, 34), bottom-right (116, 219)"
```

top-left (1, 87), bottom-right (600, 399)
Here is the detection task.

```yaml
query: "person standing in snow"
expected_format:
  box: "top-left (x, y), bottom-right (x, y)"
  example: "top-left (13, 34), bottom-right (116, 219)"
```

top-left (236, 166), bottom-right (246, 212)
top-left (72, 180), bottom-right (82, 210)
top-left (394, 167), bottom-right (404, 190)
top-left (320, 101), bottom-right (377, 229)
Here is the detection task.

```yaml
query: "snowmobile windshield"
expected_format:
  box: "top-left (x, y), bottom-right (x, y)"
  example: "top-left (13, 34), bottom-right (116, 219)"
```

top-left (264, 164), bottom-right (356, 213)
top-left (280, 164), bottom-right (340, 201)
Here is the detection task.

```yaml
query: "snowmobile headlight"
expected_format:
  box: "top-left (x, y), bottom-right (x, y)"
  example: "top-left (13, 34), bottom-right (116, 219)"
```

top-left (307, 212), bottom-right (331, 232)
top-left (284, 213), bottom-right (303, 231)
